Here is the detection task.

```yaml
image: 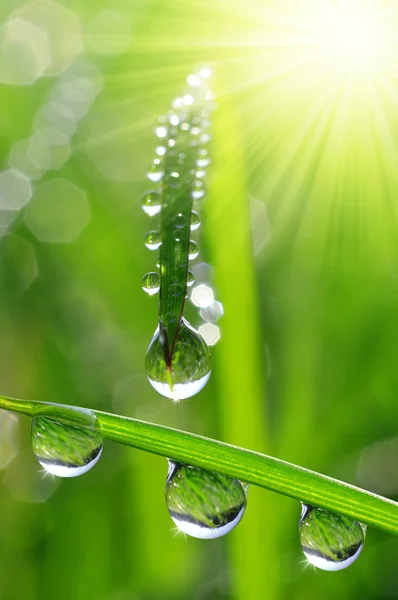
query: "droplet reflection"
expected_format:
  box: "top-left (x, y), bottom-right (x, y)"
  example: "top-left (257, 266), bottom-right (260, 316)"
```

top-left (299, 504), bottom-right (365, 571)
top-left (31, 407), bottom-right (103, 478)
top-left (166, 462), bottom-right (247, 539)
top-left (145, 318), bottom-right (211, 400)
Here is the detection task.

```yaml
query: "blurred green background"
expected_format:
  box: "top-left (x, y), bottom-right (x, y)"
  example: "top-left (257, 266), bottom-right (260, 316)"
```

top-left (0, 0), bottom-right (397, 598)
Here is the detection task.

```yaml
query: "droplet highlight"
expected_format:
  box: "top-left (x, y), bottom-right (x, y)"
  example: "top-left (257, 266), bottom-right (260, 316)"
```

top-left (31, 408), bottom-right (103, 478)
top-left (299, 504), bottom-right (365, 571)
top-left (166, 462), bottom-right (247, 539)
top-left (142, 272), bottom-right (160, 295)
top-left (145, 318), bottom-right (211, 400)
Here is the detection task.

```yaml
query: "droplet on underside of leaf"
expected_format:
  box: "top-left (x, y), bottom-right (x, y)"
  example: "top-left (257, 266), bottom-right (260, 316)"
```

top-left (145, 318), bottom-right (211, 401)
top-left (299, 504), bottom-right (365, 571)
top-left (31, 408), bottom-right (103, 478)
top-left (165, 461), bottom-right (247, 539)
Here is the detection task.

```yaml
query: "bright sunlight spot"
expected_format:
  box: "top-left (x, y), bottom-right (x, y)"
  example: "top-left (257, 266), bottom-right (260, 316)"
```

top-left (311, 2), bottom-right (394, 76)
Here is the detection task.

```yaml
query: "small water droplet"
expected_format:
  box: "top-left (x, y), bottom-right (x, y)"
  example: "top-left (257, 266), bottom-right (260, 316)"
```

top-left (168, 138), bottom-right (176, 148)
top-left (155, 126), bottom-right (168, 139)
top-left (196, 169), bottom-right (206, 179)
top-left (169, 114), bottom-right (180, 126)
top-left (147, 159), bottom-right (164, 182)
top-left (200, 133), bottom-right (211, 144)
top-left (165, 462), bottom-right (246, 539)
top-left (144, 231), bottom-right (162, 251)
top-left (197, 149), bottom-right (211, 168)
top-left (189, 240), bottom-right (199, 260)
top-left (299, 505), bottom-right (365, 571)
top-left (187, 73), bottom-right (202, 88)
top-left (142, 191), bottom-right (161, 216)
top-left (183, 94), bottom-right (194, 106)
top-left (191, 179), bottom-right (205, 200)
top-left (155, 146), bottom-right (166, 156)
top-left (187, 271), bottom-right (195, 287)
top-left (180, 122), bottom-right (190, 131)
top-left (199, 67), bottom-right (212, 79)
top-left (190, 211), bottom-right (201, 231)
top-left (31, 408), bottom-right (103, 478)
top-left (145, 318), bottom-right (211, 400)
top-left (169, 282), bottom-right (184, 297)
top-left (142, 272), bottom-right (160, 295)
top-left (174, 212), bottom-right (188, 229)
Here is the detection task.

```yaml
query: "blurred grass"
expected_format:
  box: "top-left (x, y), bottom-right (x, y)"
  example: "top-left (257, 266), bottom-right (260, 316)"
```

top-left (0, 1), bottom-right (398, 600)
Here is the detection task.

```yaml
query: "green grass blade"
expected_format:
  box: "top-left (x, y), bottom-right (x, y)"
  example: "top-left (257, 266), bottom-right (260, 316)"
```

top-left (207, 77), bottom-right (278, 599)
top-left (1, 394), bottom-right (397, 536)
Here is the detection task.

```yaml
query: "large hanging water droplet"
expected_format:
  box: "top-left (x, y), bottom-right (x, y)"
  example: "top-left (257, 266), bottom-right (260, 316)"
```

top-left (142, 272), bottom-right (160, 295)
top-left (165, 462), bottom-right (247, 539)
top-left (31, 408), bottom-right (103, 478)
top-left (145, 318), bottom-right (211, 400)
top-left (299, 504), bottom-right (365, 571)
top-left (190, 211), bottom-right (201, 231)
top-left (144, 231), bottom-right (162, 251)
top-left (147, 159), bottom-right (164, 182)
top-left (142, 191), bottom-right (161, 217)
top-left (189, 240), bottom-right (199, 260)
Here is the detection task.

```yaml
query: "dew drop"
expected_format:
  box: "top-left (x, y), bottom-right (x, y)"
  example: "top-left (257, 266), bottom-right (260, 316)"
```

top-left (187, 271), bottom-right (195, 287)
top-left (145, 318), bottom-right (211, 400)
top-left (187, 73), bottom-right (202, 88)
top-left (299, 504), bottom-right (365, 571)
top-left (169, 282), bottom-right (184, 297)
top-left (189, 240), bottom-right (200, 260)
top-left (144, 231), bottom-right (162, 251)
top-left (174, 212), bottom-right (188, 230)
top-left (183, 94), bottom-right (194, 106)
top-left (31, 408), bottom-right (103, 478)
top-left (190, 211), bottom-right (201, 231)
top-left (142, 272), bottom-right (160, 295)
top-left (168, 113), bottom-right (179, 126)
top-left (142, 191), bottom-right (161, 216)
top-left (155, 125), bottom-right (168, 139)
top-left (191, 179), bottom-right (205, 200)
top-left (147, 159), bottom-right (164, 183)
top-left (196, 149), bottom-right (211, 168)
top-left (155, 146), bottom-right (166, 156)
top-left (165, 462), bottom-right (246, 539)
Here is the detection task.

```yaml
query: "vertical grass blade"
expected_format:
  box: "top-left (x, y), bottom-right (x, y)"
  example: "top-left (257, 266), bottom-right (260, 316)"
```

top-left (206, 77), bottom-right (279, 600)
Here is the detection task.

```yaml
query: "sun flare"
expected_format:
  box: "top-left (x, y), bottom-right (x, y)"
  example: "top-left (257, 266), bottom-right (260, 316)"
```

top-left (310, 2), bottom-right (395, 76)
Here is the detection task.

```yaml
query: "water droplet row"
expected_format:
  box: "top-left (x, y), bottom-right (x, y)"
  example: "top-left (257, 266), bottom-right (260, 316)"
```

top-left (28, 406), bottom-right (367, 569)
top-left (141, 67), bottom-right (214, 349)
